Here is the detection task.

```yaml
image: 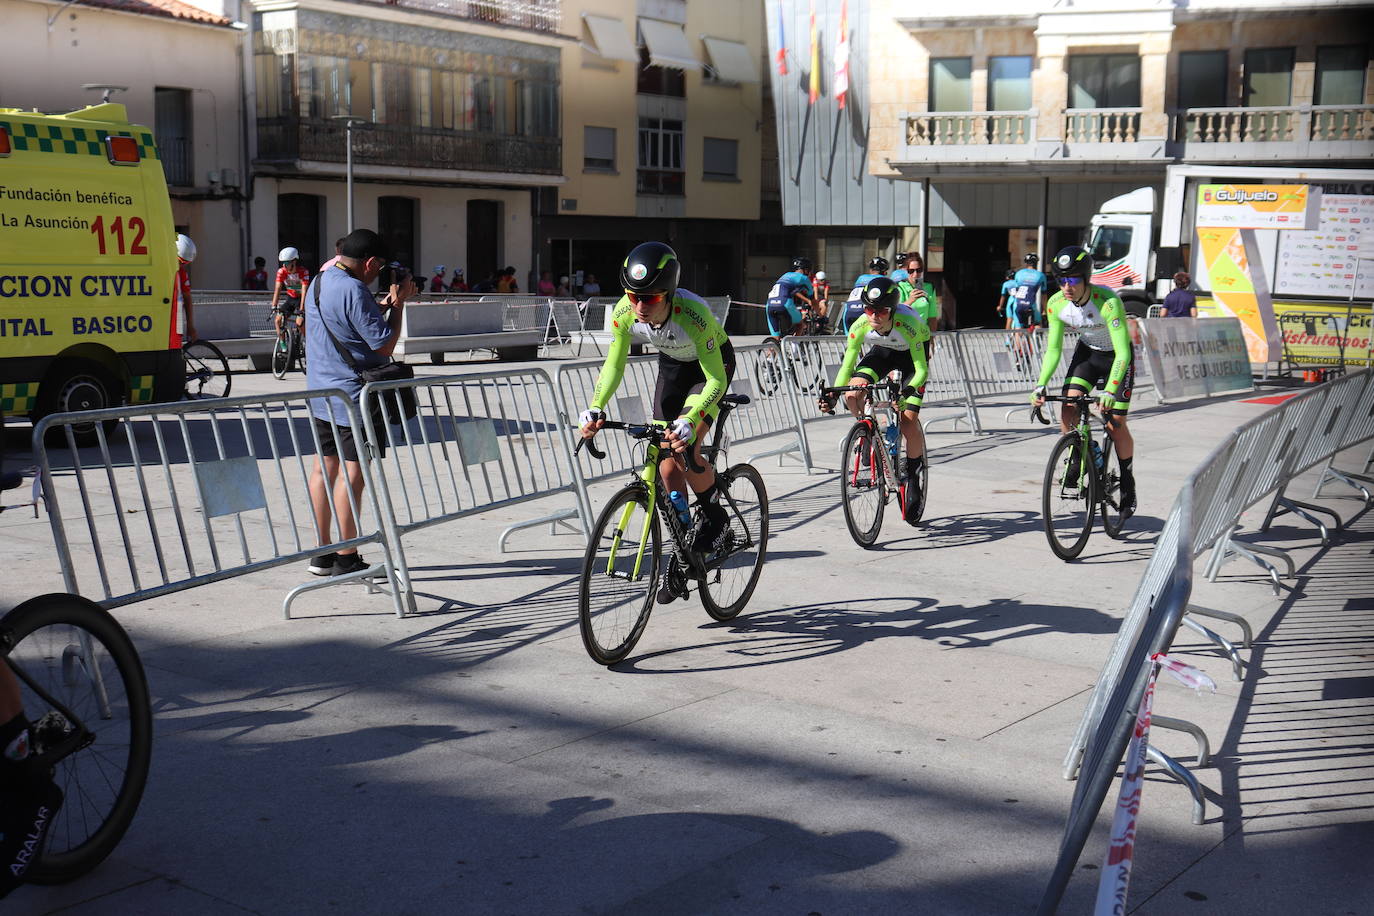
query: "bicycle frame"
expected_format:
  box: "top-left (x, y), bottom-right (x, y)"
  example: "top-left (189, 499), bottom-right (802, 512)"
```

top-left (1034, 394), bottom-right (1114, 498)
top-left (827, 379), bottom-right (905, 495)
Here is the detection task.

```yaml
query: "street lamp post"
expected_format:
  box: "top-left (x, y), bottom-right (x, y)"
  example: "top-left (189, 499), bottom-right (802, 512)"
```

top-left (331, 116), bottom-right (369, 232)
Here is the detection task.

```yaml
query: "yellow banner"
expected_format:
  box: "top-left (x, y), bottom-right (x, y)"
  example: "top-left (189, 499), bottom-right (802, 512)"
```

top-left (1196, 227), bottom-right (1276, 361)
top-left (1195, 184), bottom-right (1318, 230)
top-left (1199, 297), bottom-right (1373, 367)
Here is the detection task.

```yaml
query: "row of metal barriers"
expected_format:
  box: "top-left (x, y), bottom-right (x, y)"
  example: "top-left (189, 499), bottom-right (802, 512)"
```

top-left (1037, 367), bottom-right (1374, 912)
top-left (31, 328), bottom-right (1093, 621)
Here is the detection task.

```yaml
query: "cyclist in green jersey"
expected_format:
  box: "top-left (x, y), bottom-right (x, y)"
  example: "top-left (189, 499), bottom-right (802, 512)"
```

top-left (819, 277), bottom-right (932, 510)
top-left (579, 242), bottom-right (735, 598)
top-left (1031, 245), bottom-right (1137, 515)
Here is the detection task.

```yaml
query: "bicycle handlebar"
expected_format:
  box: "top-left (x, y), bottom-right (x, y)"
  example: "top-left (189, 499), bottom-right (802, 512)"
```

top-left (1030, 393), bottom-right (1098, 427)
top-left (574, 422), bottom-right (706, 474)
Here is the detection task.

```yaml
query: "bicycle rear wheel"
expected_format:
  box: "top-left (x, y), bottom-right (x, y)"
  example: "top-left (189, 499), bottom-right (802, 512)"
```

top-left (182, 339), bottom-right (231, 399)
top-left (1099, 436), bottom-right (1128, 539)
top-left (754, 338), bottom-right (784, 396)
top-left (1042, 432), bottom-right (1096, 560)
top-left (840, 422), bottom-right (885, 548)
top-left (2, 592), bottom-right (152, 884)
top-left (578, 485), bottom-right (661, 665)
top-left (270, 333), bottom-right (291, 379)
top-left (699, 463), bottom-right (769, 621)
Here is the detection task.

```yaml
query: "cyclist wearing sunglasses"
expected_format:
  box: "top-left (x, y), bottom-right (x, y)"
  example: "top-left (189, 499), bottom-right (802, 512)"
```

top-left (1031, 245), bottom-right (1137, 515)
top-left (764, 256), bottom-right (817, 338)
top-left (579, 242), bottom-right (735, 567)
top-left (819, 277), bottom-right (932, 510)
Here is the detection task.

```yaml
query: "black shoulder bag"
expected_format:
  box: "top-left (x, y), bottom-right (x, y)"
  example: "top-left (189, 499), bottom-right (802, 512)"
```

top-left (313, 271), bottom-right (418, 424)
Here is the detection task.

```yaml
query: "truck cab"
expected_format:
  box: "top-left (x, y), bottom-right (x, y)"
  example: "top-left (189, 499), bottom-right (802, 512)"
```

top-left (1086, 187), bottom-right (1158, 317)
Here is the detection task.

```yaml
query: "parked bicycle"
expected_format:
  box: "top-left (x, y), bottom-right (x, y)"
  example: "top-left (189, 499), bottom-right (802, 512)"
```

top-left (182, 338), bottom-right (232, 399)
top-left (574, 394), bottom-right (768, 664)
top-left (270, 308), bottom-right (306, 379)
top-left (1032, 393), bottom-right (1129, 559)
top-left (1, 592), bottom-right (152, 889)
top-left (826, 377), bottom-right (927, 548)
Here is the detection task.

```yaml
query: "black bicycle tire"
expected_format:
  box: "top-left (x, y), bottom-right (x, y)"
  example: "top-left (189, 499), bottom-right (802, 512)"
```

top-left (578, 485), bottom-right (661, 665)
top-left (902, 455), bottom-right (929, 526)
top-left (755, 338), bottom-right (783, 397)
top-left (270, 332), bottom-right (291, 379)
top-left (1099, 435), bottom-right (1128, 539)
top-left (699, 463), bottom-right (769, 622)
top-left (840, 423), bottom-right (885, 548)
top-left (183, 339), bottom-right (232, 399)
top-left (1042, 433), bottom-right (1096, 561)
top-left (3, 593), bottom-right (152, 884)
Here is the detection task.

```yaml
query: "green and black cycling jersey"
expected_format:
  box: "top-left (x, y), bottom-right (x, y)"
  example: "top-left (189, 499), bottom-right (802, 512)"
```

top-left (590, 289), bottom-right (731, 426)
top-left (1036, 285), bottom-right (1134, 407)
top-left (833, 312), bottom-right (932, 409)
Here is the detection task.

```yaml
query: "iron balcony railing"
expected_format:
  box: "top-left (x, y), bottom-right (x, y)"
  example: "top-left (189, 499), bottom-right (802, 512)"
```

top-left (257, 117), bottom-right (561, 175)
top-left (349, 0), bottom-right (560, 32)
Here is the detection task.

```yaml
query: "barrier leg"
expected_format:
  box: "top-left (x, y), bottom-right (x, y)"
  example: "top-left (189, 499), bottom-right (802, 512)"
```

top-left (1185, 603), bottom-right (1254, 649)
top-left (1153, 715), bottom-right (1211, 767)
top-left (499, 507), bottom-right (583, 553)
top-left (1180, 615), bottom-right (1245, 682)
top-left (1264, 496), bottom-right (1343, 544)
top-left (1207, 526), bottom-right (1290, 595)
top-left (282, 561), bottom-right (395, 620)
top-left (1145, 744), bottom-right (1206, 825)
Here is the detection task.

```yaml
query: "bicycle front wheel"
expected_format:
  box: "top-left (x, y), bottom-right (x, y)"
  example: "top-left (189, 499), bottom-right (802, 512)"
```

top-left (1042, 432), bottom-right (1096, 560)
top-left (183, 339), bottom-right (231, 399)
top-left (270, 333), bottom-right (291, 379)
top-left (753, 338), bottom-right (784, 396)
top-left (840, 423), bottom-right (885, 548)
top-left (2, 592), bottom-right (152, 884)
top-left (1099, 436), bottom-right (1128, 539)
top-left (579, 485), bottom-right (661, 665)
top-left (699, 463), bottom-right (769, 621)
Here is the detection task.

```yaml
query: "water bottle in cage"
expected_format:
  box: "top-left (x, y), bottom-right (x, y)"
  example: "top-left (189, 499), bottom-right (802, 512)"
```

top-left (1090, 440), bottom-right (1104, 472)
top-left (884, 422), bottom-right (900, 458)
top-left (668, 490), bottom-right (692, 528)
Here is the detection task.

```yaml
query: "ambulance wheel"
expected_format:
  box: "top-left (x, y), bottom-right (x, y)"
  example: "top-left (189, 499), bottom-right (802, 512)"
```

top-left (37, 359), bottom-right (123, 448)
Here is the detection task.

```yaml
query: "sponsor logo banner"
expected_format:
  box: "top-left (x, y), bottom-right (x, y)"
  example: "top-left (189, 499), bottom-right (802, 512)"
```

top-left (1196, 184), bottom-right (1320, 230)
top-left (1140, 316), bottom-right (1254, 401)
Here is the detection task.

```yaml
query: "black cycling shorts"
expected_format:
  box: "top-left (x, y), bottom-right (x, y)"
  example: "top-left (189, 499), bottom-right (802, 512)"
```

top-left (1015, 304), bottom-right (1037, 328)
top-left (1063, 341), bottom-right (1134, 414)
top-left (852, 345), bottom-right (923, 410)
top-left (653, 342), bottom-right (736, 424)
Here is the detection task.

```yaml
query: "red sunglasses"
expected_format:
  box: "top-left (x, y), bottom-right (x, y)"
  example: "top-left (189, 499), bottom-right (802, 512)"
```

top-left (626, 291), bottom-right (667, 306)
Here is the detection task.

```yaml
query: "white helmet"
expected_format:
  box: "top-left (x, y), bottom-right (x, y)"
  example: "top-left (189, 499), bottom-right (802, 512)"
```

top-left (814, 270), bottom-right (826, 280)
top-left (176, 233), bottom-right (197, 263)
top-left (278, 246), bottom-right (300, 263)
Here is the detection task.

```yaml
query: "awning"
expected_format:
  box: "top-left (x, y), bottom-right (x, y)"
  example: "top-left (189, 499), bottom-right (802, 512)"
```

top-left (582, 14), bottom-right (638, 63)
top-left (702, 36), bottom-right (757, 83)
top-left (639, 18), bottom-right (701, 71)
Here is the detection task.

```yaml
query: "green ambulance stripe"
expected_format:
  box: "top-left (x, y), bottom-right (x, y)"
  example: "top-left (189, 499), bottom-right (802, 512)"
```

top-left (1, 382), bottom-right (40, 415)
top-left (129, 375), bottom-right (156, 404)
top-left (0, 120), bottom-right (160, 160)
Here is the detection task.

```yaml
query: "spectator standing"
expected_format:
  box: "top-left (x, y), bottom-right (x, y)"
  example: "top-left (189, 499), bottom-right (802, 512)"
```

top-left (537, 270), bottom-right (556, 295)
top-left (429, 266), bottom-right (446, 292)
top-left (583, 273), bottom-right (601, 296)
top-left (449, 269), bottom-right (469, 293)
top-left (304, 229), bottom-right (414, 577)
top-left (320, 238), bottom-right (345, 274)
top-left (898, 252), bottom-right (940, 334)
top-left (175, 233), bottom-right (197, 343)
top-left (556, 275), bottom-right (571, 297)
top-left (473, 272), bottom-right (497, 294)
top-left (1163, 271), bottom-right (1197, 317)
top-left (242, 256), bottom-right (268, 291)
top-left (497, 267), bottom-right (519, 293)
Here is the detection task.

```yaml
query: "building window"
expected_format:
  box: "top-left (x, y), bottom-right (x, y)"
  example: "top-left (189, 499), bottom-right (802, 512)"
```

top-left (155, 87), bottom-right (193, 187)
top-left (1316, 45), bottom-right (1367, 105)
top-left (988, 56), bottom-right (1032, 111)
top-left (1178, 51), bottom-right (1228, 110)
top-left (277, 193), bottom-right (323, 271)
top-left (702, 137), bottom-right (738, 181)
top-left (1067, 54), bottom-right (1141, 108)
top-left (379, 196), bottom-right (418, 277)
top-left (636, 45), bottom-right (686, 98)
top-left (299, 55), bottom-right (352, 119)
top-left (1243, 48), bottom-right (1294, 107)
top-left (637, 117), bottom-right (684, 195)
top-left (930, 58), bottom-right (972, 112)
top-left (584, 126), bottom-right (616, 171)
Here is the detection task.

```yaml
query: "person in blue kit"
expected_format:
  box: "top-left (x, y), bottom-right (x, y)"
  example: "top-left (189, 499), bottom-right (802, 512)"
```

top-left (998, 269), bottom-right (1016, 328)
top-left (1007, 253), bottom-right (1048, 330)
top-left (888, 252), bottom-right (909, 285)
top-left (840, 255), bottom-right (891, 333)
top-left (765, 257), bottom-right (816, 338)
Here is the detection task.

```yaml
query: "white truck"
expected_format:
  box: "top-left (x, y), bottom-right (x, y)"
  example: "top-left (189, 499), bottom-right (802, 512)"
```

top-left (1086, 164), bottom-right (1374, 316)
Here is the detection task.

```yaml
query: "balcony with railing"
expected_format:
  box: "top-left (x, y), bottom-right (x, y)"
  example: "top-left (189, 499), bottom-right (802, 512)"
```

top-left (350, 0), bottom-right (561, 33)
top-left (1171, 105), bottom-right (1374, 161)
top-left (1061, 107), bottom-right (1164, 160)
top-left (898, 110), bottom-right (1039, 162)
top-left (257, 117), bottom-right (561, 176)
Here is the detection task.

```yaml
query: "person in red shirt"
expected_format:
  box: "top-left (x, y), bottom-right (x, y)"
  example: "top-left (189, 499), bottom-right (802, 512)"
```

top-left (175, 233), bottom-right (197, 344)
top-left (272, 246), bottom-right (310, 341)
top-left (242, 256), bottom-right (268, 291)
top-left (429, 266), bottom-right (447, 293)
top-left (448, 269), bottom-right (469, 293)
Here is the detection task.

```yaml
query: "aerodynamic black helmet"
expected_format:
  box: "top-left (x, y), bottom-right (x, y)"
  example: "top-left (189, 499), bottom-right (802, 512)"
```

top-left (792, 256), bottom-right (813, 272)
top-left (1051, 245), bottom-right (1093, 281)
top-left (860, 276), bottom-right (900, 312)
top-left (868, 256), bottom-right (890, 274)
top-left (621, 241), bottom-right (680, 299)
top-left (1024, 252), bottom-right (1039, 265)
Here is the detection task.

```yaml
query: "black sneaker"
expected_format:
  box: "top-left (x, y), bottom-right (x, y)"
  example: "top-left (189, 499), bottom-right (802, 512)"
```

top-left (308, 552), bottom-right (338, 576)
top-left (332, 552), bottom-right (370, 576)
top-left (656, 555), bottom-right (688, 605)
top-left (693, 501), bottom-right (730, 554)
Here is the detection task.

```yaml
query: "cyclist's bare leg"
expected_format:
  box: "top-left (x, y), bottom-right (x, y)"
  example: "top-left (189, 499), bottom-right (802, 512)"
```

top-left (660, 417), bottom-right (716, 497)
top-left (1105, 413), bottom-right (1134, 460)
top-left (843, 376), bottom-right (871, 420)
top-left (1060, 387), bottom-right (1087, 434)
top-left (900, 408), bottom-right (925, 459)
top-left (274, 312), bottom-right (286, 340)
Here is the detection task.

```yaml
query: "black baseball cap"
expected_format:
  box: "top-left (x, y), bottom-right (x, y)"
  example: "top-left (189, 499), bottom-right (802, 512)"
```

top-left (339, 228), bottom-right (389, 261)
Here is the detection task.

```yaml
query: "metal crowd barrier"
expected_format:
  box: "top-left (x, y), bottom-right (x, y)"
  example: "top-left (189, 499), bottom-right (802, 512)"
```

top-left (360, 369), bottom-right (589, 614)
top-left (1039, 368), bottom-right (1374, 913)
top-left (33, 390), bottom-right (407, 619)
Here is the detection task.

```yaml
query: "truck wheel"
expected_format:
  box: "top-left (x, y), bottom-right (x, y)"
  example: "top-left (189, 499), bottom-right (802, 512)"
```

top-left (1121, 295), bottom-right (1152, 319)
top-left (36, 359), bottom-right (123, 447)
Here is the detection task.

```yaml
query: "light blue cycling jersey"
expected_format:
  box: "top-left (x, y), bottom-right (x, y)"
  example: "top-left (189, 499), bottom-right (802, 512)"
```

top-left (841, 273), bottom-right (914, 330)
top-left (1007, 267), bottom-right (1047, 328)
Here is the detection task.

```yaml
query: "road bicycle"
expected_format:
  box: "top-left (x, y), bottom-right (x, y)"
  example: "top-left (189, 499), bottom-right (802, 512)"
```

top-left (1, 592), bottom-right (152, 885)
top-left (825, 377), bottom-right (927, 548)
top-left (755, 310), bottom-right (829, 397)
top-left (1032, 393), bottom-right (1130, 560)
top-left (182, 338), bottom-right (232, 400)
top-left (271, 309), bottom-right (306, 379)
top-left (575, 394), bottom-right (768, 665)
